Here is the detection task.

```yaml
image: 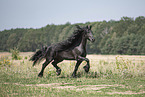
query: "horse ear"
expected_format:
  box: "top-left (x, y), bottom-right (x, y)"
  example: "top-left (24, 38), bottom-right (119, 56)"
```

top-left (87, 25), bottom-right (92, 29)
top-left (75, 25), bottom-right (81, 29)
top-left (89, 25), bottom-right (92, 29)
top-left (86, 25), bottom-right (89, 28)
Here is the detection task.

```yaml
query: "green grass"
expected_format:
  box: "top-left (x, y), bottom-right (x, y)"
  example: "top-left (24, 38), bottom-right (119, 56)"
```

top-left (0, 53), bottom-right (145, 97)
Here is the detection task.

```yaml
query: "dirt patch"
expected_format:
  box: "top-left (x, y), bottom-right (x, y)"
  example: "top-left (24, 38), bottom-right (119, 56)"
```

top-left (3, 83), bottom-right (145, 95)
top-left (76, 87), bottom-right (106, 91)
top-left (54, 86), bottom-right (76, 89)
top-left (81, 84), bottom-right (124, 87)
top-left (51, 84), bottom-right (110, 91)
top-left (107, 91), bottom-right (145, 95)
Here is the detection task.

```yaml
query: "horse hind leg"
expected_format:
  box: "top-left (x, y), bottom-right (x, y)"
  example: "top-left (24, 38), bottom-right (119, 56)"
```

top-left (38, 58), bottom-right (52, 77)
top-left (52, 60), bottom-right (62, 76)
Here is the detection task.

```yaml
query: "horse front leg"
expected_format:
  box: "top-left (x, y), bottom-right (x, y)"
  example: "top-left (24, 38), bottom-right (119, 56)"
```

top-left (77, 56), bottom-right (90, 73)
top-left (72, 60), bottom-right (82, 78)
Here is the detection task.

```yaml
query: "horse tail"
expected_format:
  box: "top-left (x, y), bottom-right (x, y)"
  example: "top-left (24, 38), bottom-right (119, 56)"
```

top-left (30, 46), bottom-right (48, 66)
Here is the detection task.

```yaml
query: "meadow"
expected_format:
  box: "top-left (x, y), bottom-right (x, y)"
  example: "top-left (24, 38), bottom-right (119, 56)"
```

top-left (0, 52), bottom-right (145, 97)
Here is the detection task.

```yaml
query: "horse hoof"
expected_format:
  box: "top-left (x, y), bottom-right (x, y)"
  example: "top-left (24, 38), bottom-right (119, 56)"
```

top-left (56, 69), bottom-right (61, 76)
top-left (83, 65), bottom-right (90, 73)
top-left (71, 74), bottom-right (77, 78)
top-left (38, 74), bottom-right (43, 78)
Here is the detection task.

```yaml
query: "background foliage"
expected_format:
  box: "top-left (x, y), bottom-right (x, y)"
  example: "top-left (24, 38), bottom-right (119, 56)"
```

top-left (0, 16), bottom-right (145, 55)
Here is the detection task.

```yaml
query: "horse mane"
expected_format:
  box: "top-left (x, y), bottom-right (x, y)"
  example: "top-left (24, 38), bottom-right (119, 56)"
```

top-left (54, 26), bottom-right (84, 52)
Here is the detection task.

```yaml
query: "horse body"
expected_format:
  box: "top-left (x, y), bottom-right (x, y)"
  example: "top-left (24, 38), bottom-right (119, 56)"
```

top-left (55, 34), bottom-right (87, 60)
top-left (30, 25), bottom-right (95, 77)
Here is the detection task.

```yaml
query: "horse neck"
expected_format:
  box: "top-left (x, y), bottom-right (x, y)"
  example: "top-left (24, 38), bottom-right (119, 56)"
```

top-left (79, 34), bottom-right (87, 50)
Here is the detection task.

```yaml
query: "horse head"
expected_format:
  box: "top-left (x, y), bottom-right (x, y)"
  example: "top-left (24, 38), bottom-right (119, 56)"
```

top-left (83, 25), bottom-right (95, 42)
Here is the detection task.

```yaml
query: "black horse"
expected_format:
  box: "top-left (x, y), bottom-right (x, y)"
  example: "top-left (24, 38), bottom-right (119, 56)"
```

top-left (30, 25), bottom-right (95, 77)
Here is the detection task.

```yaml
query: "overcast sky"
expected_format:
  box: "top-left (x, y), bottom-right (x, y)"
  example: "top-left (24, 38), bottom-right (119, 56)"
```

top-left (0, 0), bottom-right (145, 31)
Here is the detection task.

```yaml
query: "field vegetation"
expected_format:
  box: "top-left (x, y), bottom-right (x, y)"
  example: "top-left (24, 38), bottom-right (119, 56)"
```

top-left (0, 52), bottom-right (145, 96)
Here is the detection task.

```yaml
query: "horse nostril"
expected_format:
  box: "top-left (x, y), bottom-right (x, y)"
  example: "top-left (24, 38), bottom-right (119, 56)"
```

top-left (92, 38), bottom-right (95, 42)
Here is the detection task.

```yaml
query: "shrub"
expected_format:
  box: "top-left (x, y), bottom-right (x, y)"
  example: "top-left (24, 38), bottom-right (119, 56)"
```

top-left (10, 48), bottom-right (22, 60)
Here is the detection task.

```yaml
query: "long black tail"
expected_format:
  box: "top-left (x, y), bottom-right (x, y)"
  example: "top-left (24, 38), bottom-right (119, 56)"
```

top-left (30, 46), bottom-right (48, 66)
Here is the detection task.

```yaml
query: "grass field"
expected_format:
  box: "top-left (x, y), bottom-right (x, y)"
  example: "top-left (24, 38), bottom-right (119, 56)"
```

top-left (0, 52), bottom-right (145, 97)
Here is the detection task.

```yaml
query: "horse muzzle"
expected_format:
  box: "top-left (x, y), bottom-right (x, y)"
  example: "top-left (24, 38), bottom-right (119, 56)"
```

top-left (88, 37), bottom-right (95, 42)
top-left (91, 38), bottom-right (95, 42)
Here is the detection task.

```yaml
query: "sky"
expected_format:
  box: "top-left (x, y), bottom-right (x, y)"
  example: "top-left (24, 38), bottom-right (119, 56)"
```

top-left (0, 0), bottom-right (145, 31)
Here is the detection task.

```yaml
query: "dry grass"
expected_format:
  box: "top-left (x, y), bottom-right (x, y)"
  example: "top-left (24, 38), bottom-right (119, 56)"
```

top-left (0, 52), bottom-right (145, 96)
top-left (0, 52), bottom-right (145, 78)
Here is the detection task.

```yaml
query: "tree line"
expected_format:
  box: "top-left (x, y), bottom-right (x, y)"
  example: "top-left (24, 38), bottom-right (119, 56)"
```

top-left (0, 16), bottom-right (145, 55)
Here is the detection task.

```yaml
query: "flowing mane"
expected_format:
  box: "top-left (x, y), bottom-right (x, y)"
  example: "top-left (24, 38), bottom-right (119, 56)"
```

top-left (54, 27), bottom-right (84, 52)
